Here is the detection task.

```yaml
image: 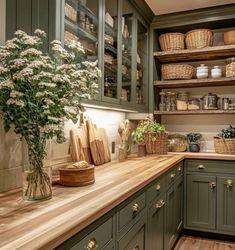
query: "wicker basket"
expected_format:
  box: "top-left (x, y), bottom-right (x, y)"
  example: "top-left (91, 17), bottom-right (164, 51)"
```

top-left (214, 137), bottom-right (235, 155)
top-left (145, 132), bottom-right (168, 154)
top-left (185, 29), bottom-right (213, 49)
top-left (159, 33), bottom-right (184, 51)
top-left (161, 64), bottom-right (194, 80)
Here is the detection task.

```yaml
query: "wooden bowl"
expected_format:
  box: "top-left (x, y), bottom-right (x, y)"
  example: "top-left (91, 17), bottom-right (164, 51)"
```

top-left (224, 30), bottom-right (235, 45)
top-left (59, 165), bottom-right (95, 187)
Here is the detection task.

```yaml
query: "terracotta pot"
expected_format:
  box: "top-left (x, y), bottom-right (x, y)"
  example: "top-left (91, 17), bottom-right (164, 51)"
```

top-left (224, 30), bottom-right (235, 45)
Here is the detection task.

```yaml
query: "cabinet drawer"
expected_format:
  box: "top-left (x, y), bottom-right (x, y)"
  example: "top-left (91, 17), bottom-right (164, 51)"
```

top-left (185, 159), bottom-right (235, 174)
top-left (69, 216), bottom-right (114, 250)
top-left (166, 162), bottom-right (183, 188)
top-left (147, 175), bottom-right (166, 202)
top-left (118, 192), bottom-right (146, 233)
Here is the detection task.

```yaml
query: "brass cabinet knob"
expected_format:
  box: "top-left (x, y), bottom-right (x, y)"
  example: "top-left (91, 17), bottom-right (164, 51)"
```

top-left (156, 199), bottom-right (165, 209)
top-left (86, 238), bottom-right (98, 250)
top-left (178, 166), bottom-right (182, 172)
top-left (132, 202), bottom-right (139, 213)
top-left (156, 183), bottom-right (161, 191)
top-left (197, 164), bottom-right (205, 170)
top-left (170, 173), bottom-right (176, 179)
top-left (226, 179), bottom-right (233, 189)
top-left (209, 182), bottom-right (216, 190)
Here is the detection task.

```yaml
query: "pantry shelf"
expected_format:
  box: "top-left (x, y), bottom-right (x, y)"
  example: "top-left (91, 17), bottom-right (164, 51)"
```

top-left (154, 110), bottom-right (235, 115)
top-left (154, 77), bottom-right (235, 89)
top-left (153, 44), bottom-right (235, 63)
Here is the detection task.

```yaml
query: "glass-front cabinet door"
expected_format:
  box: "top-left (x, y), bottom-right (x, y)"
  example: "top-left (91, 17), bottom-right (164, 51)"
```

top-left (136, 19), bottom-right (148, 107)
top-left (103, 0), bottom-right (119, 102)
top-left (120, 1), bottom-right (134, 104)
top-left (64, 0), bottom-right (99, 62)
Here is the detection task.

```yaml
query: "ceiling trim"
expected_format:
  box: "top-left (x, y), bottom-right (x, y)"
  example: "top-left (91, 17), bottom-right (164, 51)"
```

top-left (129, 0), bottom-right (154, 23)
top-left (151, 4), bottom-right (235, 29)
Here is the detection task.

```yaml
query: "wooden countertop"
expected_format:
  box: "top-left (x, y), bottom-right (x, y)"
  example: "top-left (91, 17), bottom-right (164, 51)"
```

top-left (0, 152), bottom-right (234, 250)
top-left (0, 155), bottom-right (184, 250)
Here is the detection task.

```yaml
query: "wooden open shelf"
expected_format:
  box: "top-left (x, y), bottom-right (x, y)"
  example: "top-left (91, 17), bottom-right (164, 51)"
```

top-left (153, 45), bottom-right (235, 63)
top-left (154, 77), bottom-right (235, 89)
top-left (154, 110), bottom-right (235, 115)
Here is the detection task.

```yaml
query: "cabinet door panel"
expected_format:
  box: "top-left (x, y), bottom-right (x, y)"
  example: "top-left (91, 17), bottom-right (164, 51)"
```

top-left (148, 195), bottom-right (165, 250)
top-left (186, 174), bottom-right (216, 230)
top-left (217, 176), bottom-right (235, 234)
top-left (165, 185), bottom-right (176, 250)
top-left (175, 176), bottom-right (183, 234)
top-left (118, 215), bottom-right (146, 250)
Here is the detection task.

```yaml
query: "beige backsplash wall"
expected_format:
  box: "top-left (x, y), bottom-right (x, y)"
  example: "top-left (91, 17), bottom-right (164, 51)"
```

top-left (162, 86), bottom-right (235, 152)
top-left (0, 107), bottom-right (126, 192)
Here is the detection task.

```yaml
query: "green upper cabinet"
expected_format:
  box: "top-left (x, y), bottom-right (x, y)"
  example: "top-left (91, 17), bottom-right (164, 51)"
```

top-left (62, 0), bottom-right (149, 111)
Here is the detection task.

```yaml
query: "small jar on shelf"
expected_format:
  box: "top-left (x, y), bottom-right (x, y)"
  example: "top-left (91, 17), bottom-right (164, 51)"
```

top-left (159, 91), bottom-right (166, 111)
top-left (188, 98), bottom-right (200, 110)
top-left (176, 91), bottom-right (189, 110)
top-left (226, 57), bottom-right (235, 77)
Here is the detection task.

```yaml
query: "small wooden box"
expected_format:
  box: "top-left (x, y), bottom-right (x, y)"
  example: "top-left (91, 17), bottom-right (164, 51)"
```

top-left (59, 165), bottom-right (95, 187)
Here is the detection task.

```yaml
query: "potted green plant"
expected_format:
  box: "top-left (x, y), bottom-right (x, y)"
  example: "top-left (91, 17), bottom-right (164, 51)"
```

top-left (0, 30), bottom-right (100, 201)
top-left (132, 120), bottom-right (167, 155)
top-left (187, 132), bottom-right (202, 152)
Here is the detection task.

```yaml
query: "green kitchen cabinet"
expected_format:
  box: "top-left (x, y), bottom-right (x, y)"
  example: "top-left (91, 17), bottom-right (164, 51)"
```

top-left (148, 194), bottom-right (165, 250)
top-left (186, 174), bottom-right (216, 230)
top-left (175, 175), bottom-right (184, 235)
top-left (117, 215), bottom-right (147, 250)
top-left (217, 176), bottom-right (235, 234)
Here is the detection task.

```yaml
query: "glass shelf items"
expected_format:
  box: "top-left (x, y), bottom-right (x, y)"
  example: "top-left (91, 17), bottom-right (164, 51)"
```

top-left (104, 0), bottom-right (118, 99)
top-left (64, 0), bottom-right (98, 61)
top-left (136, 20), bottom-right (148, 105)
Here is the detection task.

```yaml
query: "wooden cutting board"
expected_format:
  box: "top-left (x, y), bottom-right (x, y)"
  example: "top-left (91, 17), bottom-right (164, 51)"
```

top-left (86, 120), bottom-right (108, 166)
top-left (70, 129), bottom-right (85, 162)
top-left (99, 128), bottom-right (111, 162)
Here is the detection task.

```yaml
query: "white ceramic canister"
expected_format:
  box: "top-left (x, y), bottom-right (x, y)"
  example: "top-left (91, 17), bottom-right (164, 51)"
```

top-left (211, 66), bottom-right (222, 78)
top-left (196, 64), bottom-right (208, 79)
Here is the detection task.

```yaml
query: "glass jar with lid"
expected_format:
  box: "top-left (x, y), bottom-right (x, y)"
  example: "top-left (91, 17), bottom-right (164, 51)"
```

top-left (176, 91), bottom-right (189, 110)
top-left (188, 98), bottom-right (200, 110)
top-left (159, 92), bottom-right (166, 111)
top-left (226, 57), bottom-right (235, 77)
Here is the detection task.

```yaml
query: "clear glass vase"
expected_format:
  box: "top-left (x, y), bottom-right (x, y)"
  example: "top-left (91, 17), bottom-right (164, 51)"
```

top-left (22, 138), bottom-right (52, 201)
top-left (22, 165), bottom-right (52, 201)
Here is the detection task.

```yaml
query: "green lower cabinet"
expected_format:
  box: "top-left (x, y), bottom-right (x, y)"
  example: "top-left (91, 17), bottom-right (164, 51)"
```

top-left (148, 195), bottom-right (165, 250)
top-left (165, 185), bottom-right (176, 250)
top-left (175, 176), bottom-right (184, 235)
top-left (117, 215), bottom-right (146, 250)
top-left (186, 174), bottom-right (216, 230)
top-left (217, 176), bottom-right (235, 235)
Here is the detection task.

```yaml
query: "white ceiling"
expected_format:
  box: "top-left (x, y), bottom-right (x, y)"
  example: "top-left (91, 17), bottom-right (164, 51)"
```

top-left (145, 0), bottom-right (235, 15)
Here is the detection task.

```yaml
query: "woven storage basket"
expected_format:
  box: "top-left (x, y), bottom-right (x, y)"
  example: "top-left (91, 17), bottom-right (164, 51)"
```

top-left (214, 137), bottom-right (235, 155)
top-left (185, 29), bottom-right (213, 49)
top-left (161, 64), bottom-right (194, 80)
top-left (159, 33), bottom-right (184, 51)
top-left (145, 132), bottom-right (168, 154)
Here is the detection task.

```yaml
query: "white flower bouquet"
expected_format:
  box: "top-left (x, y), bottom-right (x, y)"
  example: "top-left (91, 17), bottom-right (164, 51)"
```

top-left (0, 30), bottom-right (101, 200)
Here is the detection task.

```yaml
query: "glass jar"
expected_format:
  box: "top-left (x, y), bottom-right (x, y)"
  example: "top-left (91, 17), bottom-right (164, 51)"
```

top-left (170, 92), bottom-right (176, 111)
top-left (176, 91), bottom-right (188, 110)
top-left (226, 57), bottom-right (235, 77)
top-left (165, 92), bottom-right (172, 111)
top-left (188, 98), bottom-right (200, 110)
top-left (159, 92), bottom-right (166, 111)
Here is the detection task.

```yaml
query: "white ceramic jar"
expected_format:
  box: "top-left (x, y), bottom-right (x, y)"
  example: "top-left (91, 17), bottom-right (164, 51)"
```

top-left (196, 64), bottom-right (208, 79)
top-left (211, 66), bottom-right (222, 78)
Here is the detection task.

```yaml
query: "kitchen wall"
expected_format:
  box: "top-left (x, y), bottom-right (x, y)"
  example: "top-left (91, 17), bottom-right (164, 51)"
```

top-left (163, 86), bottom-right (235, 152)
top-left (0, 0), bottom-right (6, 45)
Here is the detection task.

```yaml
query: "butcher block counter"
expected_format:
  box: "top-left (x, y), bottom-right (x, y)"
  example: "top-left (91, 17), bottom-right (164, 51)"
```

top-left (0, 155), bottom-right (184, 250)
top-left (0, 152), bottom-right (235, 250)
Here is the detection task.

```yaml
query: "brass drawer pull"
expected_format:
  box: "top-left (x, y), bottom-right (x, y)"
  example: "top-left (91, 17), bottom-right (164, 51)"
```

top-left (86, 238), bottom-right (98, 250)
top-left (226, 179), bottom-right (233, 189)
top-left (209, 182), bottom-right (216, 190)
top-left (156, 183), bottom-right (161, 191)
top-left (197, 165), bottom-right (205, 170)
top-left (170, 173), bottom-right (176, 179)
top-left (156, 199), bottom-right (165, 209)
top-left (132, 202), bottom-right (139, 213)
